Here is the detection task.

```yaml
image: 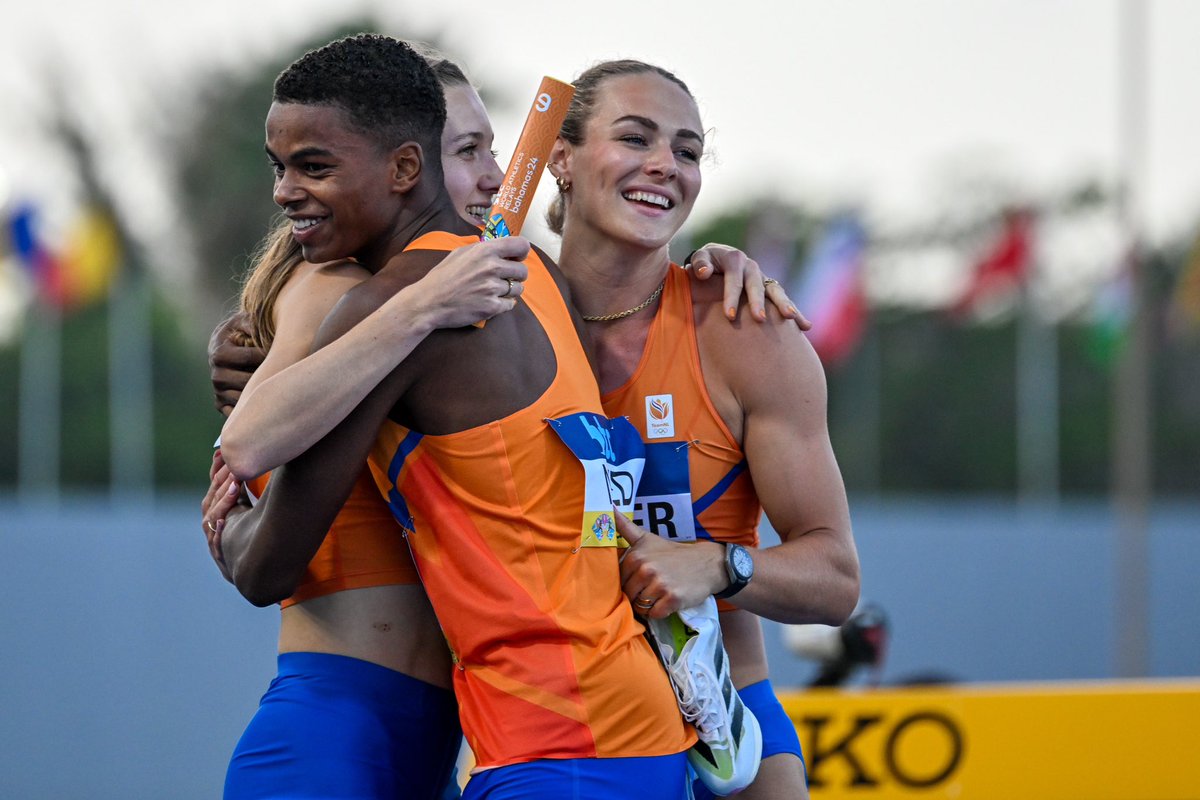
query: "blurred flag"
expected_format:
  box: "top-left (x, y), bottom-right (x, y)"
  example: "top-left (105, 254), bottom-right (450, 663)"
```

top-left (950, 208), bottom-right (1034, 322)
top-left (61, 206), bottom-right (121, 307)
top-left (1087, 245), bottom-right (1134, 365)
top-left (4, 202), bottom-right (122, 311)
top-left (791, 214), bottom-right (868, 365)
top-left (1168, 233), bottom-right (1200, 334)
top-left (7, 203), bottom-right (68, 307)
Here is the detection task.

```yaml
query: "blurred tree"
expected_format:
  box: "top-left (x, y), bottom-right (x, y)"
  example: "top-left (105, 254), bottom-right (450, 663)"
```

top-left (1, 17), bottom-right (474, 493)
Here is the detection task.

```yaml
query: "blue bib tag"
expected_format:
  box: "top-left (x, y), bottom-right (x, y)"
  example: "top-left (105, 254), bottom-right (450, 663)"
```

top-left (632, 441), bottom-right (696, 541)
top-left (548, 413), bottom-right (646, 547)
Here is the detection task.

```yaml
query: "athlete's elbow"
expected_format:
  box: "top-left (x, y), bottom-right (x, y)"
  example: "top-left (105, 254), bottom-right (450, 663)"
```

top-left (827, 579), bottom-right (861, 627)
top-left (823, 555), bottom-right (861, 626)
top-left (238, 581), bottom-right (290, 608)
top-left (231, 561), bottom-right (296, 608)
top-left (219, 434), bottom-right (270, 484)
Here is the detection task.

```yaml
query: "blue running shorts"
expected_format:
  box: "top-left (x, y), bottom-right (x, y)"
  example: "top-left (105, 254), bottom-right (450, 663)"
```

top-left (691, 678), bottom-right (805, 800)
top-left (224, 652), bottom-right (461, 800)
top-left (462, 751), bottom-right (690, 800)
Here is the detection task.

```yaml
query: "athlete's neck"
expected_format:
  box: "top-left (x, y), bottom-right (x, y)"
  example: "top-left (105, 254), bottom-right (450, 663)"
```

top-left (355, 186), bottom-right (477, 273)
top-left (558, 224), bottom-right (671, 322)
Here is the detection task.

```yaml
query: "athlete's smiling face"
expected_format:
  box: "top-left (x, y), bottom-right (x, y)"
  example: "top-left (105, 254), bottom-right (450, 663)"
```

top-left (266, 101), bottom-right (401, 267)
top-left (441, 83), bottom-right (503, 229)
top-left (560, 72), bottom-right (704, 251)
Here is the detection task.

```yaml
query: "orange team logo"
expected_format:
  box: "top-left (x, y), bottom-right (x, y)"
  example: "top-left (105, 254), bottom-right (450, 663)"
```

top-left (649, 398), bottom-right (670, 421)
top-left (592, 513), bottom-right (616, 542)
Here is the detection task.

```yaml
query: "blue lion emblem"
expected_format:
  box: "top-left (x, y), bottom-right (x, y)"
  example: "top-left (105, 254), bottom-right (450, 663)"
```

top-left (484, 213), bottom-right (511, 240)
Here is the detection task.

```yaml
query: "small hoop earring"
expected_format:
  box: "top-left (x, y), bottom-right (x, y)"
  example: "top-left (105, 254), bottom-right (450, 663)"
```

top-left (555, 175), bottom-right (571, 193)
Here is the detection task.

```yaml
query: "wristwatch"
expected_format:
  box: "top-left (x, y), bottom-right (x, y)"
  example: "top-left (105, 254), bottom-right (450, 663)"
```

top-left (715, 543), bottom-right (754, 599)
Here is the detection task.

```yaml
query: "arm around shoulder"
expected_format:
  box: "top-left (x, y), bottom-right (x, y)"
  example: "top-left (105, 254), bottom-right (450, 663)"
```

top-left (216, 268), bottom-right (418, 605)
top-left (218, 260), bottom-right (371, 481)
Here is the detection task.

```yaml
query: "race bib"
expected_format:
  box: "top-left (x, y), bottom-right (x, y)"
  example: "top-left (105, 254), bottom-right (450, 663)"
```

top-left (632, 441), bottom-right (696, 542)
top-left (547, 413), bottom-right (646, 548)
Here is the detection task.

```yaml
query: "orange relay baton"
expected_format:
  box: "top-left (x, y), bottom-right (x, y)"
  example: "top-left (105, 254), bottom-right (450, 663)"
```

top-left (471, 76), bottom-right (573, 327)
top-left (483, 76), bottom-right (575, 239)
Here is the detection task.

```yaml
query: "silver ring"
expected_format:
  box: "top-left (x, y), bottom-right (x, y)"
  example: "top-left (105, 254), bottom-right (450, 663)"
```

top-left (206, 520), bottom-right (217, 534)
top-left (763, 277), bottom-right (779, 288)
top-left (501, 278), bottom-right (515, 298)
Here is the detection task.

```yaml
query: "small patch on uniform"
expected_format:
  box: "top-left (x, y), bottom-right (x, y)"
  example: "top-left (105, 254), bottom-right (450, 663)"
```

top-left (646, 394), bottom-right (675, 439)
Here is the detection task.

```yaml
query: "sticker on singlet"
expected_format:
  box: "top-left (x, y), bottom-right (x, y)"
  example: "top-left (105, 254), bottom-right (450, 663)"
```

top-left (632, 441), bottom-right (696, 542)
top-left (547, 413), bottom-right (646, 548)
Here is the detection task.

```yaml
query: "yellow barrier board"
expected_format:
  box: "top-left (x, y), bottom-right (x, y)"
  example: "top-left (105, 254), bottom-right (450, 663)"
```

top-left (780, 680), bottom-right (1200, 799)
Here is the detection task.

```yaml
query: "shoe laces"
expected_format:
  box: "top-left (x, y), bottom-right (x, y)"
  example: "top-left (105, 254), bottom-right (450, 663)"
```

top-left (667, 649), bottom-right (731, 747)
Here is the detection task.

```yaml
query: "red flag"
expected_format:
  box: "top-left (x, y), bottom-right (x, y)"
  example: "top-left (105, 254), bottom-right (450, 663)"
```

top-left (950, 208), bottom-right (1034, 322)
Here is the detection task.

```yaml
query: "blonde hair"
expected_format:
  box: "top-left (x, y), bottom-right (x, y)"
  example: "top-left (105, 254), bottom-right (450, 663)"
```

top-left (237, 218), bottom-right (304, 350)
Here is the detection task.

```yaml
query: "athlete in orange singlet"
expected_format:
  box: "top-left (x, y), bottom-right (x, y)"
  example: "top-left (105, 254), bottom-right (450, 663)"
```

top-left (205, 36), bottom-right (695, 799)
top-left (544, 61), bottom-right (861, 800)
top-left (201, 52), bottom-right (524, 800)
top-left (206, 38), bottom-right (820, 800)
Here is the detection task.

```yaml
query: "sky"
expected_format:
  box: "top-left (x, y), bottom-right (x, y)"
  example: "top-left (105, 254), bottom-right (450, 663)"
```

top-left (1, 0), bottom-right (1198, 322)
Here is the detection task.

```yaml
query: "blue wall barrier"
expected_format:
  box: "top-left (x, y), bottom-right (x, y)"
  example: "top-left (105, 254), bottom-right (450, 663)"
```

top-left (1, 495), bottom-right (1195, 798)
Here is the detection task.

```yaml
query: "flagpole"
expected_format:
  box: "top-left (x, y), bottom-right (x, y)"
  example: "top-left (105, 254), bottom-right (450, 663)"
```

top-left (1113, 0), bottom-right (1152, 678)
top-left (1015, 246), bottom-right (1060, 505)
top-left (108, 261), bottom-right (155, 503)
top-left (838, 316), bottom-right (882, 494)
top-left (17, 302), bottom-right (61, 506)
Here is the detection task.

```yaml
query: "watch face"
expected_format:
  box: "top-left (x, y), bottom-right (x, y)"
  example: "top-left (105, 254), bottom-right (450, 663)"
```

top-left (732, 546), bottom-right (754, 579)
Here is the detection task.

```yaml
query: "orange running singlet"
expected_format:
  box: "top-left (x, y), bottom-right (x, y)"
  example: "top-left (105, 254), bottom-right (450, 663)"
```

top-left (369, 232), bottom-right (693, 769)
top-left (601, 264), bottom-right (762, 593)
top-left (244, 464), bottom-right (417, 610)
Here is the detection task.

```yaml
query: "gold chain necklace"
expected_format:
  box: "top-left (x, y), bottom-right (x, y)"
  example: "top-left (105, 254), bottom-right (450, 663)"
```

top-left (581, 279), bottom-right (666, 322)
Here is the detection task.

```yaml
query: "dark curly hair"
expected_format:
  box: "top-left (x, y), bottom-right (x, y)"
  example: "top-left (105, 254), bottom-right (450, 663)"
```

top-left (274, 33), bottom-right (446, 180)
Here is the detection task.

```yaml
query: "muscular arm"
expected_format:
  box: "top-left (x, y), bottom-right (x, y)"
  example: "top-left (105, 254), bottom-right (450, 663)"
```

top-left (219, 237), bottom-right (529, 481)
top-left (717, 316), bottom-right (859, 624)
top-left (619, 292), bottom-right (859, 625)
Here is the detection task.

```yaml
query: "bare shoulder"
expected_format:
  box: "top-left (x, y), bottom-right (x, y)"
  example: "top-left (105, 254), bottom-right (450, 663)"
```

top-left (312, 259), bottom-right (373, 283)
top-left (267, 261), bottom-right (366, 347)
top-left (276, 260), bottom-right (369, 316)
top-left (685, 267), bottom-right (725, 306)
top-left (695, 286), bottom-right (825, 399)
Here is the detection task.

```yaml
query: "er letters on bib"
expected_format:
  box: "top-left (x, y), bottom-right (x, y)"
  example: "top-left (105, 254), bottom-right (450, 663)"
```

top-left (632, 441), bottom-right (696, 542)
